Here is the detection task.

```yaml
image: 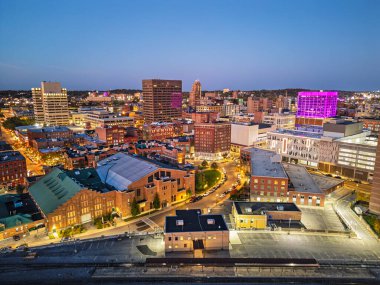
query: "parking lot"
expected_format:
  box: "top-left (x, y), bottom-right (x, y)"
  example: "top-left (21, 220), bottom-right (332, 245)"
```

top-left (0, 234), bottom-right (165, 264)
top-left (299, 203), bottom-right (346, 231)
top-left (231, 232), bottom-right (380, 263)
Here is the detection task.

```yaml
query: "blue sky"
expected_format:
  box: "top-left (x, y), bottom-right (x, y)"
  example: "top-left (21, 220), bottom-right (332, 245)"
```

top-left (0, 0), bottom-right (379, 91)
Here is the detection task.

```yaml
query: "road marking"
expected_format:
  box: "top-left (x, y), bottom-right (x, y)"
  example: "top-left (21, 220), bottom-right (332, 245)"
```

top-left (142, 218), bottom-right (159, 230)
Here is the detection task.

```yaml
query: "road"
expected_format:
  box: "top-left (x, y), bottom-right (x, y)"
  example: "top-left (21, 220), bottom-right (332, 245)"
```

top-left (1, 126), bottom-right (44, 175)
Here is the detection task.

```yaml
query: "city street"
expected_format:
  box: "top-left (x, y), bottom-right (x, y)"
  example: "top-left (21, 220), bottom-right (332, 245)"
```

top-left (1, 125), bottom-right (44, 176)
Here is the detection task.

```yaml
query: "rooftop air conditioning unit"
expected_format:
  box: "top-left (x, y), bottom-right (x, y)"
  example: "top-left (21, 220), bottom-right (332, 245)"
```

top-left (176, 220), bottom-right (184, 226)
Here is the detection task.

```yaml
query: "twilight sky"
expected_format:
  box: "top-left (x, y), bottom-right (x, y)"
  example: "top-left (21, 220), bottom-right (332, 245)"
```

top-left (0, 0), bottom-right (379, 91)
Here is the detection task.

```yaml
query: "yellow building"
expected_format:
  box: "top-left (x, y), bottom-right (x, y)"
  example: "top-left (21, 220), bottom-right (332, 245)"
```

top-left (232, 202), bottom-right (302, 230)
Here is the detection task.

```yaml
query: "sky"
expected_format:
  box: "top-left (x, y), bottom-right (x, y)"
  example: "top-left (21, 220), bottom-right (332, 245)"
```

top-left (0, 0), bottom-right (379, 91)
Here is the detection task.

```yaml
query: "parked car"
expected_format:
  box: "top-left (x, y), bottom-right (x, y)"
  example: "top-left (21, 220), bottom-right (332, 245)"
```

top-left (13, 235), bottom-right (20, 241)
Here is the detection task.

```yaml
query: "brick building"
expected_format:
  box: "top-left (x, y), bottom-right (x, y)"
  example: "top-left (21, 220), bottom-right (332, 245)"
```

top-left (143, 122), bottom-right (183, 141)
top-left (194, 122), bottom-right (231, 160)
top-left (97, 153), bottom-right (195, 210)
top-left (95, 125), bottom-right (126, 146)
top-left (0, 194), bottom-right (44, 240)
top-left (0, 151), bottom-right (27, 188)
top-left (164, 209), bottom-right (229, 255)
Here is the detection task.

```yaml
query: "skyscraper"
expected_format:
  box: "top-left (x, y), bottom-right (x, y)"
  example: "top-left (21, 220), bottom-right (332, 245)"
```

top-left (369, 137), bottom-right (380, 215)
top-left (142, 79), bottom-right (182, 124)
top-left (296, 91), bottom-right (338, 118)
top-left (189, 80), bottom-right (201, 108)
top-left (32, 82), bottom-right (69, 126)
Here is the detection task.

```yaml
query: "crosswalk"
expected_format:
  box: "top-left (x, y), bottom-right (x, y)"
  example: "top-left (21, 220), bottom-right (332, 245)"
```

top-left (142, 218), bottom-right (161, 231)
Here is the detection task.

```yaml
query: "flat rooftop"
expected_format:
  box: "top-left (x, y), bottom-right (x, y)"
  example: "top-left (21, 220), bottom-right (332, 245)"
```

top-left (0, 151), bottom-right (25, 162)
top-left (270, 129), bottom-right (323, 139)
top-left (248, 148), bottom-right (287, 178)
top-left (234, 202), bottom-right (300, 215)
top-left (310, 174), bottom-right (344, 192)
top-left (165, 209), bottom-right (228, 233)
top-left (283, 163), bottom-right (323, 194)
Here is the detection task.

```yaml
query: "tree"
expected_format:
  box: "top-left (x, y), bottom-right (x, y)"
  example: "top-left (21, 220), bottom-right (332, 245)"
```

top-left (201, 160), bottom-right (208, 168)
top-left (210, 162), bottom-right (218, 169)
top-left (222, 153), bottom-right (228, 159)
top-left (16, 185), bottom-right (25, 194)
top-left (186, 189), bottom-right (193, 198)
top-left (153, 192), bottom-right (160, 209)
top-left (2, 117), bottom-right (35, 130)
top-left (131, 198), bottom-right (140, 217)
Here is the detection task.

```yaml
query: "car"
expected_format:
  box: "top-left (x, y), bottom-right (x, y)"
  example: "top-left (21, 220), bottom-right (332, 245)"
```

top-left (15, 244), bottom-right (28, 251)
top-left (13, 235), bottom-right (20, 241)
top-left (61, 237), bottom-right (72, 243)
top-left (334, 176), bottom-right (342, 179)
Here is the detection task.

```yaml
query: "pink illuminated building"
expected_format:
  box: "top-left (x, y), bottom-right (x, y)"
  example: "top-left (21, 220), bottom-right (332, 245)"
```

top-left (296, 91), bottom-right (338, 119)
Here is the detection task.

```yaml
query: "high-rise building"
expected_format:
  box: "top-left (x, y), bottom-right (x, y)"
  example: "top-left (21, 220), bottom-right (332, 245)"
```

top-left (32, 82), bottom-right (69, 126)
top-left (370, 136), bottom-right (380, 215)
top-left (296, 91), bottom-right (338, 119)
top-left (142, 79), bottom-right (182, 124)
top-left (189, 80), bottom-right (201, 107)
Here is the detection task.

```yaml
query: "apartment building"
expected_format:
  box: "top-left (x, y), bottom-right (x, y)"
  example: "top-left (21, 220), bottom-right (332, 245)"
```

top-left (95, 125), bottom-right (126, 146)
top-left (0, 151), bottom-right (27, 188)
top-left (194, 122), bottom-right (231, 160)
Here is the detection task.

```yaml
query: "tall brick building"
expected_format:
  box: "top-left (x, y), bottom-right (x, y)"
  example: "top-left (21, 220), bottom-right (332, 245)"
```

top-left (142, 79), bottom-right (182, 124)
top-left (194, 122), bottom-right (231, 160)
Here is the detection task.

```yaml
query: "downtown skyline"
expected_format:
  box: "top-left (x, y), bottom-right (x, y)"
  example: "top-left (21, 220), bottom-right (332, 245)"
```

top-left (1, 0), bottom-right (379, 91)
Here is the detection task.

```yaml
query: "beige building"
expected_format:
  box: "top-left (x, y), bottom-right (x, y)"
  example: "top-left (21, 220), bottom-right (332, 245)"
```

top-left (232, 202), bottom-right (302, 230)
top-left (164, 209), bottom-right (229, 256)
top-left (32, 81), bottom-right (69, 126)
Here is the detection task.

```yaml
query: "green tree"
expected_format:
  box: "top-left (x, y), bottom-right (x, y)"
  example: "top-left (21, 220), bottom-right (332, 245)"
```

top-left (153, 192), bottom-right (160, 209)
top-left (201, 160), bottom-right (208, 168)
top-left (186, 189), bottom-right (193, 198)
top-left (16, 185), bottom-right (25, 194)
top-left (210, 162), bottom-right (218, 169)
top-left (131, 198), bottom-right (140, 217)
top-left (2, 117), bottom-right (35, 130)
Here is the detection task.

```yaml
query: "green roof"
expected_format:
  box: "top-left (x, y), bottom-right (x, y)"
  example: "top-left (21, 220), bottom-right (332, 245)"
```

top-left (0, 214), bottom-right (33, 231)
top-left (29, 168), bottom-right (82, 215)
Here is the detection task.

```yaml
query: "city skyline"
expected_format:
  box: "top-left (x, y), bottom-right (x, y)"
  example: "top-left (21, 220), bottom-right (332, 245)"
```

top-left (1, 0), bottom-right (379, 91)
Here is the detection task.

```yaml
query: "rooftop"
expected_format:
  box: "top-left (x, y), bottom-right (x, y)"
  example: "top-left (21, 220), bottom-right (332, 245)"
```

top-left (165, 209), bottom-right (228, 233)
top-left (28, 126), bottom-right (71, 133)
top-left (270, 129), bottom-right (323, 139)
top-left (0, 194), bottom-right (43, 230)
top-left (248, 148), bottom-right (287, 178)
top-left (233, 202), bottom-right (300, 215)
top-left (96, 152), bottom-right (159, 191)
top-left (0, 151), bottom-right (25, 162)
top-left (283, 163), bottom-right (323, 194)
top-left (65, 168), bottom-right (114, 193)
top-left (28, 168), bottom-right (83, 215)
top-left (310, 174), bottom-right (344, 192)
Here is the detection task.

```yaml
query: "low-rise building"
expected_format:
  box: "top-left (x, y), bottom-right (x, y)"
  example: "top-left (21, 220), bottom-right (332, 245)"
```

top-left (0, 151), bottom-right (27, 189)
top-left (95, 125), bottom-right (126, 146)
top-left (0, 194), bottom-right (44, 240)
top-left (230, 122), bottom-right (274, 154)
top-left (262, 113), bottom-right (296, 129)
top-left (97, 152), bottom-right (195, 210)
top-left (28, 168), bottom-right (132, 233)
top-left (142, 122), bottom-right (182, 141)
top-left (164, 209), bottom-right (229, 255)
top-left (232, 202), bottom-right (301, 230)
